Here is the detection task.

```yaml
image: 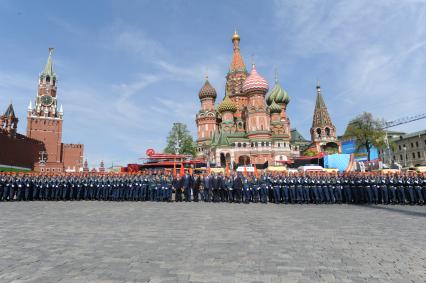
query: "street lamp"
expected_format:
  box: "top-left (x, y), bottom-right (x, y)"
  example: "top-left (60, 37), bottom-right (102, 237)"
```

top-left (403, 146), bottom-right (407, 168)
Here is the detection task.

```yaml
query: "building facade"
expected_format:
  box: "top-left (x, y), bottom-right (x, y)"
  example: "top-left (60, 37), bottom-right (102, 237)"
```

top-left (0, 104), bottom-right (45, 170)
top-left (26, 49), bottom-right (84, 172)
top-left (195, 32), bottom-right (299, 167)
top-left (380, 130), bottom-right (426, 167)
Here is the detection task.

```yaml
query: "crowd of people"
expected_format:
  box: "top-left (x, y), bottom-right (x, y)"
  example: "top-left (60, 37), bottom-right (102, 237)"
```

top-left (0, 171), bottom-right (425, 205)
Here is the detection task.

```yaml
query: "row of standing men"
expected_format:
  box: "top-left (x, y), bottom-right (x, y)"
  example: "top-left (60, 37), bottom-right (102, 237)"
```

top-left (0, 172), bottom-right (425, 205)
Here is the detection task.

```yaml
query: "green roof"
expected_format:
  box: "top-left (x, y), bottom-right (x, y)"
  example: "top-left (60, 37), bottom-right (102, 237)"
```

top-left (3, 104), bottom-right (15, 117)
top-left (40, 49), bottom-right (56, 79)
top-left (291, 128), bottom-right (308, 142)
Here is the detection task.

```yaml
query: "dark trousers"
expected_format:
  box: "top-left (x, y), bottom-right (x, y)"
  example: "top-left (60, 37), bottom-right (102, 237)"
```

top-left (175, 189), bottom-right (183, 202)
top-left (193, 189), bottom-right (199, 202)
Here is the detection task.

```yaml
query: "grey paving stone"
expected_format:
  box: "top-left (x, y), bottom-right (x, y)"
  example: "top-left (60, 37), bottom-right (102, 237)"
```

top-left (0, 203), bottom-right (425, 282)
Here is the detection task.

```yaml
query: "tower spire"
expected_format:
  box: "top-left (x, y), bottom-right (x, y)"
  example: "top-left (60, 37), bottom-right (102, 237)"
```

top-left (312, 83), bottom-right (334, 129)
top-left (41, 48), bottom-right (55, 78)
top-left (229, 30), bottom-right (246, 73)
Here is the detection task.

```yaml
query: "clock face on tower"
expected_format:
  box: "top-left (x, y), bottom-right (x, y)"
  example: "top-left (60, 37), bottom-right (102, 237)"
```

top-left (40, 95), bottom-right (53, 106)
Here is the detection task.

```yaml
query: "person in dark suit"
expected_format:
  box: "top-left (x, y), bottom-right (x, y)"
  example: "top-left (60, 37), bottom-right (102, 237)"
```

top-left (182, 171), bottom-right (193, 202)
top-left (173, 175), bottom-right (183, 202)
top-left (211, 172), bottom-right (222, 202)
top-left (203, 173), bottom-right (212, 202)
top-left (193, 174), bottom-right (201, 202)
top-left (232, 172), bottom-right (243, 203)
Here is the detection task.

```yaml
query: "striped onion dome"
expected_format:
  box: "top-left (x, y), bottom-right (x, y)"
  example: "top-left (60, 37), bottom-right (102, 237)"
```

top-left (267, 81), bottom-right (290, 105)
top-left (269, 100), bottom-right (282, 114)
top-left (242, 64), bottom-right (269, 94)
top-left (198, 79), bottom-right (217, 99)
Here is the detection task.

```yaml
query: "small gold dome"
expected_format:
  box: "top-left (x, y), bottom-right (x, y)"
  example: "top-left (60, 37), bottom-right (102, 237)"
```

top-left (232, 30), bottom-right (240, 41)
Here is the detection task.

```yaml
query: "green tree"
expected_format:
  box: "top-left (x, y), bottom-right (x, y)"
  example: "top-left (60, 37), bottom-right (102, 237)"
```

top-left (303, 149), bottom-right (318, 157)
top-left (343, 112), bottom-right (386, 161)
top-left (164, 122), bottom-right (196, 157)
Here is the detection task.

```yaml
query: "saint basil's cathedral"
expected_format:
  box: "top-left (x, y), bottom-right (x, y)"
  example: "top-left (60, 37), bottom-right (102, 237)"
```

top-left (195, 31), bottom-right (340, 168)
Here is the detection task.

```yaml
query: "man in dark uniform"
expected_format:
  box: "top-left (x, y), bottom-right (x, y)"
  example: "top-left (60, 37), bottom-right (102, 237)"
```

top-left (182, 171), bottom-right (193, 202)
top-left (193, 174), bottom-right (201, 202)
top-left (174, 175), bottom-right (183, 202)
top-left (414, 173), bottom-right (424, 205)
top-left (233, 172), bottom-right (243, 203)
top-left (203, 173), bottom-right (212, 202)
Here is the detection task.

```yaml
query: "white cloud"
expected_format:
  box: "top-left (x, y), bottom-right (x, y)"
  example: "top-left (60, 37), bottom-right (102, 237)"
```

top-left (273, 0), bottom-right (426, 135)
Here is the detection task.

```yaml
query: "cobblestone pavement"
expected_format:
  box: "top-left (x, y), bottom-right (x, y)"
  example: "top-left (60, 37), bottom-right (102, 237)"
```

top-left (0, 203), bottom-right (425, 283)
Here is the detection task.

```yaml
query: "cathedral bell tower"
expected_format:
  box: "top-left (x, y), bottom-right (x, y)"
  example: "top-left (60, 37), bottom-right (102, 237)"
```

top-left (27, 48), bottom-right (64, 168)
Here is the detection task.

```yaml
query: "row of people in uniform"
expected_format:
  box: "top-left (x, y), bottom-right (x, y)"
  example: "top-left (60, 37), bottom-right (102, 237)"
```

top-left (0, 171), bottom-right (425, 205)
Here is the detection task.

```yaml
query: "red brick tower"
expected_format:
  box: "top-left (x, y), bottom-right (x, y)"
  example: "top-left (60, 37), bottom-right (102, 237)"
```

top-left (310, 82), bottom-right (341, 153)
top-left (226, 31), bottom-right (248, 133)
top-left (195, 75), bottom-right (218, 157)
top-left (0, 104), bottom-right (19, 137)
top-left (242, 64), bottom-right (270, 140)
top-left (27, 48), bottom-right (64, 171)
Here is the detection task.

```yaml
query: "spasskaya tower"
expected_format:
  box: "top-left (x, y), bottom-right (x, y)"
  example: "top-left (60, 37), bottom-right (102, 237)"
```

top-left (26, 48), bottom-right (84, 173)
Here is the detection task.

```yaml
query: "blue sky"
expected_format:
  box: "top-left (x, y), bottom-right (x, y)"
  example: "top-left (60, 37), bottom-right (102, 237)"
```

top-left (1, 0), bottom-right (426, 167)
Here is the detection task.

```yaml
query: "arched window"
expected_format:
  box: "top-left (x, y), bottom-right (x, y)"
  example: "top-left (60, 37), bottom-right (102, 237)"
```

top-left (325, 127), bottom-right (330, 137)
top-left (243, 143), bottom-right (247, 148)
top-left (238, 143), bottom-right (241, 148)
top-left (46, 76), bottom-right (50, 83)
top-left (316, 128), bottom-right (321, 138)
top-left (261, 142), bottom-right (265, 147)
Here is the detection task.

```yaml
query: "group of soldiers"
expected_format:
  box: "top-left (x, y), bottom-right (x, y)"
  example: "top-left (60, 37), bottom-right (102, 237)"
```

top-left (0, 171), bottom-right (425, 205)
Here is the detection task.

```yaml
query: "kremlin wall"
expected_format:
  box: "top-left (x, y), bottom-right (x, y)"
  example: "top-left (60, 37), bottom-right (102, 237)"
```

top-left (0, 49), bottom-right (84, 172)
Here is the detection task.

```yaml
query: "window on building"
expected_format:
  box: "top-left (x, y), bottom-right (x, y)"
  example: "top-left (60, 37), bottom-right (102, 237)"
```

top-left (399, 145), bottom-right (401, 150)
top-left (243, 143), bottom-right (247, 148)
top-left (411, 142), bottom-right (414, 148)
top-left (46, 76), bottom-right (50, 83)
top-left (238, 143), bottom-right (241, 148)
top-left (400, 154), bottom-right (403, 161)
top-left (261, 142), bottom-right (264, 147)
top-left (325, 127), bottom-right (330, 137)
top-left (412, 152), bottom-right (415, 159)
top-left (418, 152), bottom-right (421, 158)
top-left (277, 143), bottom-right (280, 147)
top-left (416, 141), bottom-right (419, 147)
top-left (316, 128), bottom-right (321, 138)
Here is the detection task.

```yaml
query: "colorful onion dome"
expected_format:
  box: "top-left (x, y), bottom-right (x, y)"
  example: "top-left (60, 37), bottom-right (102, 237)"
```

top-left (198, 79), bottom-right (217, 99)
top-left (242, 64), bottom-right (269, 94)
top-left (269, 100), bottom-right (282, 114)
top-left (267, 81), bottom-right (290, 105)
top-left (217, 94), bottom-right (237, 113)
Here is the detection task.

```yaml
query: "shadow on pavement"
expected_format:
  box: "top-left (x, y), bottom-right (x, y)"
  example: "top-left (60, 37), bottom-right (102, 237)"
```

top-left (363, 205), bottom-right (426, 218)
